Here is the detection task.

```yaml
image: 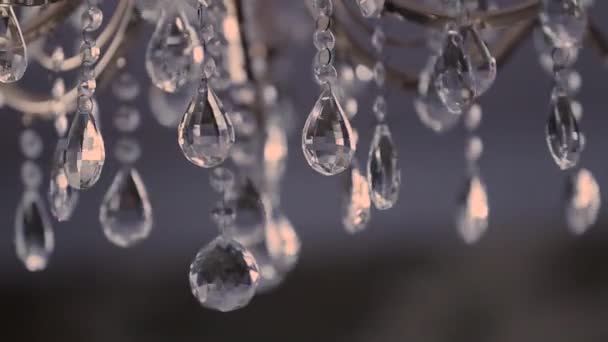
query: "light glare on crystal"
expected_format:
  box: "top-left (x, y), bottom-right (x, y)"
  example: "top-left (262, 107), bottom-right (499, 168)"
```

top-left (565, 168), bottom-right (600, 235)
top-left (456, 174), bottom-right (489, 244)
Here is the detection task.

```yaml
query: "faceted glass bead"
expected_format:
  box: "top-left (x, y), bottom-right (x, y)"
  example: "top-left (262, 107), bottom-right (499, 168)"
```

top-left (371, 26), bottom-right (386, 54)
top-left (302, 85), bottom-right (355, 176)
top-left (21, 160), bottom-right (42, 189)
top-left (178, 84), bottom-right (235, 168)
top-left (209, 167), bottom-right (236, 193)
top-left (20, 129), bottom-right (43, 159)
top-left (546, 92), bottom-right (584, 170)
top-left (357, 0), bottom-right (386, 18)
top-left (465, 135), bottom-right (483, 162)
top-left (433, 27), bottom-right (475, 114)
top-left (145, 9), bottom-right (203, 93)
top-left (52, 77), bottom-right (66, 99)
top-left (15, 191), bottom-right (54, 272)
top-left (48, 141), bottom-right (79, 222)
top-left (342, 159), bottom-right (371, 234)
top-left (456, 173), bottom-right (489, 244)
top-left (0, 6), bottom-right (27, 83)
top-left (539, 0), bottom-right (587, 48)
top-left (373, 95), bottom-right (387, 121)
top-left (113, 137), bottom-right (142, 164)
top-left (224, 180), bottom-right (267, 245)
top-left (82, 6), bottom-right (103, 32)
top-left (367, 124), bottom-right (401, 210)
top-left (313, 30), bottom-right (335, 50)
top-left (265, 214), bottom-right (301, 273)
top-left (99, 167), bottom-right (153, 248)
top-left (189, 236), bottom-right (259, 312)
top-left (565, 168), bottom-right (600, 235)
top-left (461, 25), bottom-right (496, 96)
top-left (113, 105), bottom-right (141, 133)
top-left (373, 62), bottom-right (385, 87)
top-left (111, 73), bottom-right (140, 101)
top-left (64, 111), bottom-right (106, 189)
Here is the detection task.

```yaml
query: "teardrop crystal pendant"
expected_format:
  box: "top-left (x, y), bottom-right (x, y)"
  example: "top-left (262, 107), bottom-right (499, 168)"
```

top-left (342, 160), bottom-right (371, 234)
top-left (189, 236), bottom-right (259, 312)
top-left (433, 27), bottom-right (476, 114)
top-left (64, 111), bottom-right (106, 189)
top-left (145, 8), bottom-right (203, 93)
top-left (265, 214), bottom-right (301, 273)
top-left (15, 191), bottom-right (54, 272)
top-left (302, 84), bottom-right (355, 176)
top-left (178, 82), bottom-right (235, 168)
top-left (546, 92), bottom-right (584, 170)
top-left (461, 25), bottom-right (496, 96)
top-left (367, 124), bottom-right (401, 210)
top-left (99, 167), bottom-right (153, 248)
top-left (456, 173), bottom-right (489, 244)
top-left (48, 140), bottom-right (79, 222)
top-left (539, 0), bottom-right (587, 48)
top-left (565, 168), bottom-right (600, 235)
top-left (0, 6), bottom-right (27, 83)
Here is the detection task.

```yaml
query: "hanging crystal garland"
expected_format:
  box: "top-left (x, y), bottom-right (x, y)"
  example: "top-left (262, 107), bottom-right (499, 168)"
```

top-left (0, 4), bottom-right (27, 83)
top-left (64, 0), bottom-right (106, 190)
top-left (302, 0), bottom-right (355, 176)
top-left (15, 120), bottom-right (54, 272)
top-left (99, 63), bottom-right (154, 248)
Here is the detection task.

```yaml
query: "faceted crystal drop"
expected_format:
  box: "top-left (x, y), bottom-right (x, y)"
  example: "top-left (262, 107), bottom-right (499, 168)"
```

top-left (15, 191), bottom-right (54, 272)
top-left (224, 180), bottom-right (267, 245)
top-left (546, 92), bottom-right (584, 170)
top-left (342, 160), bottom-right (371, 234)
top-left (178, 84), bottom-right (235, 168)
top-left (433, 27), bottom-right (475, 114)
top-left (64, 111), bottom-right (105, 189)
top-left (539, 0), bottom-right (587, 48)
top-left (461, 25), bottom-right (496, 96)
top-left (265, 214), bottom-right (301, 273)
top-left (99, 168), bottom-right (153, 248)
top-left (565, 168), bottom-right (600, 235)
top-left (456, 174), bottom-right (489, 244)
top-left (367, 124), bottom-right (401, 210)
top-left (189, 236), bottom-right (259, 312)
top-left (48, 140), bottom-right (79, 222)
top-left (0, 6), bottom-right (27, 83)
top-left (145, 9), bottom-right (203, 93)
top-left (302, 85), bottom-right (355, 176)
top-left (357, 0), bottom-right (386, 18)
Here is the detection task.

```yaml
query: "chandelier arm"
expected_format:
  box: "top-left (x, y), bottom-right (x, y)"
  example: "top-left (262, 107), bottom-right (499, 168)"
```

top-left (0, 0), bottom-right (137, 117)
top-left (21, 0), bottom-right (81, 43)
top-left (587, 19), bottom-right (608, 65)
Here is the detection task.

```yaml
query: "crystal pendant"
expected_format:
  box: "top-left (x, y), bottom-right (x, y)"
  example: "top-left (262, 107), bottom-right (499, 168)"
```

top-left (64, 111), bottom-right (106, 189)
top-left (356, 0), bottom-right (386, 18)
top-left (178, 83), bottom-right (235, 168)
top-left (15, 191), bottom-right (54, 272)
top-left (461, 25), bottom-right (496, 96)
top-left (145, 8), bottom-right (203, 93)
top-left (546, 92), bottom-right (584, 170)
top-left (433, 27), bottom-right (475, 114)
top-left (539, 0), bottom-right (587, 48)
top-left (265, 214), bottom-right (301, 273)
top-left (367, 124), bottom-right (401, 210)
top-left (302, 84), bottom-right (355, 176)
top-left (48, 140), bottom-right (79, 222)
top-left (456, 173), bottom-right (489, 244)
top-left (342, 160), bottom-right (371, 234)
top-left (99, 167), bottom-right (153, 248)
top-left (0, 6), bottom-right (27, 83)
top-left (189, 236), bottom-right (259, 312)
top-left (224, 179), bottom-right (267, 245)
top-left (565, 168), bottom-right (600, 235)
top-left (240, 235), bottom-right (285, 295)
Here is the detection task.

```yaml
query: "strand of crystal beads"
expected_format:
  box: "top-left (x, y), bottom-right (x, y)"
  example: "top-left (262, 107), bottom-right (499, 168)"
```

top-left (198, 0), bottom-right (230, 91)
top-left (302, 0), bottom-right (355, 176)
top-left (64, 0), bottom-right (105, 190)
top-left (456, 104), bottom-right (489, 245)
top-left (99, 66), bottom-right (153, 248)
top-left (177, 0), bottom-right (234, 169)
top-left (16, 121), bottom-right (54, 272)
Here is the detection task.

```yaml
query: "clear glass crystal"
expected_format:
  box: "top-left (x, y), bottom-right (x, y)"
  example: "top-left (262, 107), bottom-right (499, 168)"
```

top-left (546, 92), bottom-right (584, 170)
top-left (112, 73), bottom-right (140, 101)
top-left (14, 191), bottom-right (54, 272)
top-left (302, 84), bottom-right (355, 176)
top-left (82, 5), bottom-right (103, 32)
top-left (145, 9), bottom-right (203, 93)
top-left (64, 111), bottom-right (106, 189)
top-left (113, 105), bottom-right (141, 132)
top-left (209, 167), bottom-right (236, 193)
top-left (52, 77), bottom-right (66, 99)
top-left (21, 160), bottom-right (42, 189)
top-left (265, 214), bottom-right (301, 273)
top-left (465, 135), bottom-right (483, 162)
top-left (367, 124), bottom-right (401, 210)
top-left (100, 167), bottom-right (153, 248)
top-left (357, 0), bottom-right (385, 18)
top-left (313, 30), bottom-right (335, 50)
top-left (373, 95), bottom-right (387, 121)
top-left (539, 0), bottom-right (587, 48)
top-left (114, 137), bottom-right (142, 164)
top-left (0, 6), bottom-right (27, 83)
top-left (189, 236), bottom-right (259, 312)
top-left (342, 159), bottom-right (371, 234)
top-left (371, 26), bottom-right (386, 54)
top-left (456, 173), bottom-right (489, 244)
top-left (461, 25), bottom-right (496, 96)
top-left (565, 168), bottom-right (600, 235)
top-left (241, 234), bottom-right (284, 295)
top-left (80, 41), bottom-right (100, 66)
top-left (223, 180), bottom-right (267, 245)
top-left (48, 140), bottom-right (79, 222)
top-left (20, 129), bottom-right (43, 159)
top-left (178, 83), bottom-right (235, 168)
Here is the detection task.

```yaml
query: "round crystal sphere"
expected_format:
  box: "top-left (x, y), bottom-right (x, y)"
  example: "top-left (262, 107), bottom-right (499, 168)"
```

top-left (189, 236), bottom-right (259, 312)
top-left (82, 6), bottom-right (103, 32)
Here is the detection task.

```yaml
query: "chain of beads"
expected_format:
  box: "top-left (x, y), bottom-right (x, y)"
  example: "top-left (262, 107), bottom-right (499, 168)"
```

top-left (198, 0), bottom-right (229, 89)
top-left (112, 65), bottom-right (142, 166)
top-left (77, 0), bottom-right (103, 114)
top-left (312, 0), bottom-right (337, 85)
top-left (371, 25), bottom-right (386, 122)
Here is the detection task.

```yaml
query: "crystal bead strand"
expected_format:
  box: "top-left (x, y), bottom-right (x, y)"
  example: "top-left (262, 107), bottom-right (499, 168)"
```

top-left (15, 121), bottom-right (54, 272)
top-left (99, 65), bottom-right (153, 248)
top-left (456, 104), bottom-right (489, 244)
top-left (302, 0), bottom-right (355, 176)
top-left (199, 0), bottom-right (230, 91)
top-left (64, 0), bottom-right (106, 190)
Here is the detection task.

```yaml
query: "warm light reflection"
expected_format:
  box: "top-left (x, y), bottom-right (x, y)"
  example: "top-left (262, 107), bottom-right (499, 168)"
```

top-left (566, 168), bottom-right (601, 235)
top-left (343, 163), bottom-right (371, 234)
top-left (457, 176), bottom-right (489, 245)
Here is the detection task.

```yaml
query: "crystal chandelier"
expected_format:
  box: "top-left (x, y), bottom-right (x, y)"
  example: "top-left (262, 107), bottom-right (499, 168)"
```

top-left (3, 0), bottom-right (605, 312)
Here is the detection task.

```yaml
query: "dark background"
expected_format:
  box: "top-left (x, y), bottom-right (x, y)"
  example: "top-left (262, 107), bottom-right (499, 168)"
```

top-left (1, 1), bottom-right (608, 341)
